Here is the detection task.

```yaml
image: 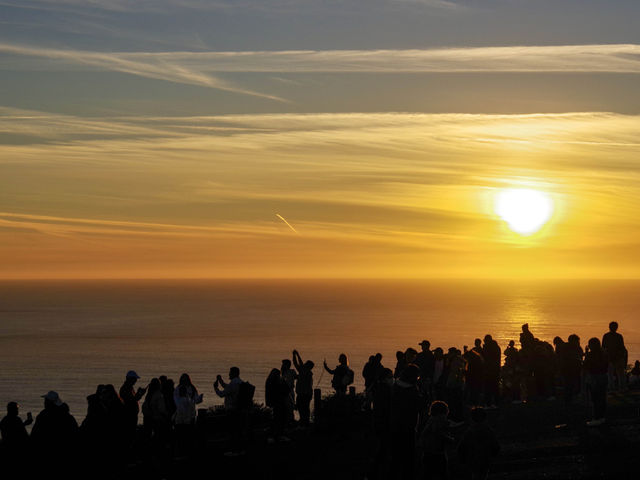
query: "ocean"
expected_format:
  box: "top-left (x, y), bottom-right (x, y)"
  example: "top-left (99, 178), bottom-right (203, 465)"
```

top-left (1, 279), bottom-right (638, 421)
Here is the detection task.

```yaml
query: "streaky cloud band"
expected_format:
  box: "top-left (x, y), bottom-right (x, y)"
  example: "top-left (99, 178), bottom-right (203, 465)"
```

top-left (2, 43), bottom-right (640, 74)
top-left (0, 43), bottom-right (287, 102)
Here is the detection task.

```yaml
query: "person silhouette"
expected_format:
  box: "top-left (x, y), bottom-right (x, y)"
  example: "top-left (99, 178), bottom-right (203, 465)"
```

top-left (281, 359), bottom-right (297, 424)
top-left (265, 368), bottom-right (289, 443)
top-left (119, 370), bottom-right (146, 448)
top-left (390, 364), bottom-right (421, 480)
top-left (584, 337), bottom-right (608, 426)
top-left (323, 354), bottom-right (353, 395)
top-left (629, 360), bottom-right (640, 388)
top-left (504, 340), bottom-right (517, 360)
top-left (363, 355), bottom-right (378, 409)
top-left (419, 400), bottom-right (454, 480)
top-left (482, 335), bottom-right (501, 409)
top-left (602, 321), bottom-right (628, 391)
top-left (0, 401), bottom-right (32, 466)
top-left (143, 377), bottom-right (171, 452)
top-left (520, 324), bottom-right (535, 349)
top-left (445, 348), bottom-right (465, 426)
top-left (214, 366), bottom-right (247, 456)
top-left (458, 407), bottom-right (500, 480)
top-left (31, 391), bottom-right (79, 475)
top-left (394, 351), bottom-right (407, 379)
top-left (432, 348), bottom-right (446, 401)
top-left (563, 335), bottom-right (584, 404)
top-left (369, 368), bottom-right (394, 479)
top-left (416, 340), bottom-right (435, 400)
top-left (174, 373), bottom-right (202, 428)
top-left (292, 350), bottom-right (314, 426)
top-left (464, 344), bottom-right (485, 407)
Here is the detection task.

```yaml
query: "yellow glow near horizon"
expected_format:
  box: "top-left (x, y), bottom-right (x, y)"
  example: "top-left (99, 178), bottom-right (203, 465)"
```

top-left (494, 188), bottom-right (554, 236)
top-left (4, 111), bottom-right (640, 279)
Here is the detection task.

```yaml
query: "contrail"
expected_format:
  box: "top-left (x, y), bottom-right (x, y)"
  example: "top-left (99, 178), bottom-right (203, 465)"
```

top-left (276, 214), bottom-right (298, 234)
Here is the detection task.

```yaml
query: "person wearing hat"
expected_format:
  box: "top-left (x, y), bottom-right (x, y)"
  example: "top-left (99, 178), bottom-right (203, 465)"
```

top-left (119, 370), bottom-right (147, 444)
top-left (415, 340), bottom-right (435, 400)
top-left (30, 391), bottom-right (79, 473)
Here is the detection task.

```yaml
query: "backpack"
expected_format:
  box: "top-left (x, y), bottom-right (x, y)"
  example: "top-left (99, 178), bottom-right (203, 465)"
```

top-left (236, 381), bottom-right (255, 410)
top-left (344, 367), bottom-right (354, 386)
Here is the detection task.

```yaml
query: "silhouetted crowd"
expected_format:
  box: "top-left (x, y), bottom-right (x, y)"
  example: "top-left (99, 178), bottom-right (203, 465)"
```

top-left (0, 321), bottom-right (634, 479)
top-left (361, 321), bottom-right (630, 479)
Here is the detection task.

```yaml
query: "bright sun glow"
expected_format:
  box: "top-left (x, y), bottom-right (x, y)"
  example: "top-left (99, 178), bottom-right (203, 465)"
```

top-left (494, 188), bottom-right (554, 235)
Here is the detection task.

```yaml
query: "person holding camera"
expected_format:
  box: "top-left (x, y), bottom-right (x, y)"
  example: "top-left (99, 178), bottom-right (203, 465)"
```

top-left (119, 370), bottom-right (147, 445)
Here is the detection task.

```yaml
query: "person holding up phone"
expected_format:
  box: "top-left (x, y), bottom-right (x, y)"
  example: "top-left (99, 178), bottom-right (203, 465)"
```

top-left (119, 370), bottom-right (146, 445)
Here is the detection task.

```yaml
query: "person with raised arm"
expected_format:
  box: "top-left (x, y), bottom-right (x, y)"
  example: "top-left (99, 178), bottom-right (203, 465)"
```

top-left (323, 353), bottom-right (353, 395)
top-left (281, 359), bottom-right (298, 424)
top-left (292, 349), bottom-right (314, 426)
top-left (214, 367), bottom-right (242, 410)
top-left (214, 366), bottom-right (248, 456)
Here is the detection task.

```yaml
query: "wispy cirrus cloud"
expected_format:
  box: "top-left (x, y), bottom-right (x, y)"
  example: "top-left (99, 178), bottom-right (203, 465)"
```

top-left (2, 109), bottom-right (640, 277)
top-left (3, 43), bottom-right (640, 75)
top-left (0, 0), bottom-right (461, 14)
top-left (0, 43), bottom-right (286, 101)
top-left (1, 44), bottom-right (639, 106)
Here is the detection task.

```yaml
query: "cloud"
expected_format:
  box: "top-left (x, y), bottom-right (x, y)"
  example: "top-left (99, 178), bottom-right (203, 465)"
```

top-left (2, 109), bottom-right (640, 240)
top-left (170, 44), bottom-right (640, 73)
top-left (0, 44), bottom-right (286, 101)
top-left (1, 44), bottom-right (639, 107)
top-left (3, 43), bottom-right (640, 75)
top-left (0, 0), bottom-right (461, 14)
top-left (2, 109), bottom-right (640, 277)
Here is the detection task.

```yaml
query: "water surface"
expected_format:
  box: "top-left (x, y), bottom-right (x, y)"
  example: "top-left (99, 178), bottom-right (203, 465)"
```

top-left (1, 279), bottom-right (638, 420)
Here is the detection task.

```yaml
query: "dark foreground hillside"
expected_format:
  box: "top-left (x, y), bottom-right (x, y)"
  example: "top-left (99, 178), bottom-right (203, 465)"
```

top-left (121, 391), bottom-right (640, 480)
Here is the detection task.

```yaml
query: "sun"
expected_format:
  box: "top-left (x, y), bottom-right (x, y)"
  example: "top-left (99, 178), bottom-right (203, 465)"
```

top-left (494, 188), bottom-right (554, 235)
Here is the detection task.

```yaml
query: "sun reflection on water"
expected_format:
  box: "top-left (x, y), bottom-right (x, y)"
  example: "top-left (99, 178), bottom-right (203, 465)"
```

top-left (495, 287), bottom-right (550, 351)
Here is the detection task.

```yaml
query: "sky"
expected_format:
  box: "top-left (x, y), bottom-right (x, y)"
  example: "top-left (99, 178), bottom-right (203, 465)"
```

top-left (1, 0), bottom-right (640, 279)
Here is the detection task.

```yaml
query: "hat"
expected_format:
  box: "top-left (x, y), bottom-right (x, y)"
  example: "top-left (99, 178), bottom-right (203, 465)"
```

top-left (419, 340), bottom-right (430, 346)
top-left (126, 370), bottom-right (140, 379)
top-left (41, 391), bottom-right (63, 406)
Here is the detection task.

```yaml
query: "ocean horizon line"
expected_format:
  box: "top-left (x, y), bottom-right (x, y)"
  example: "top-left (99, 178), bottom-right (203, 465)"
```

top-left (1, 276), bottom-right (640, 282)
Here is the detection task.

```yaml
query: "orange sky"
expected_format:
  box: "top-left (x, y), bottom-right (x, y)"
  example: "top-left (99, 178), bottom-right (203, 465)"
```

top-left (2, 3), bottom-right (640, 279)
top-left (2, 111), bottom-right (640, 279)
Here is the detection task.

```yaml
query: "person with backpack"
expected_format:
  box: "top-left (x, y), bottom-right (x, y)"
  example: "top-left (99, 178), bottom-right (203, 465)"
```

top-left (323, 353), bottom-right (354, 395)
